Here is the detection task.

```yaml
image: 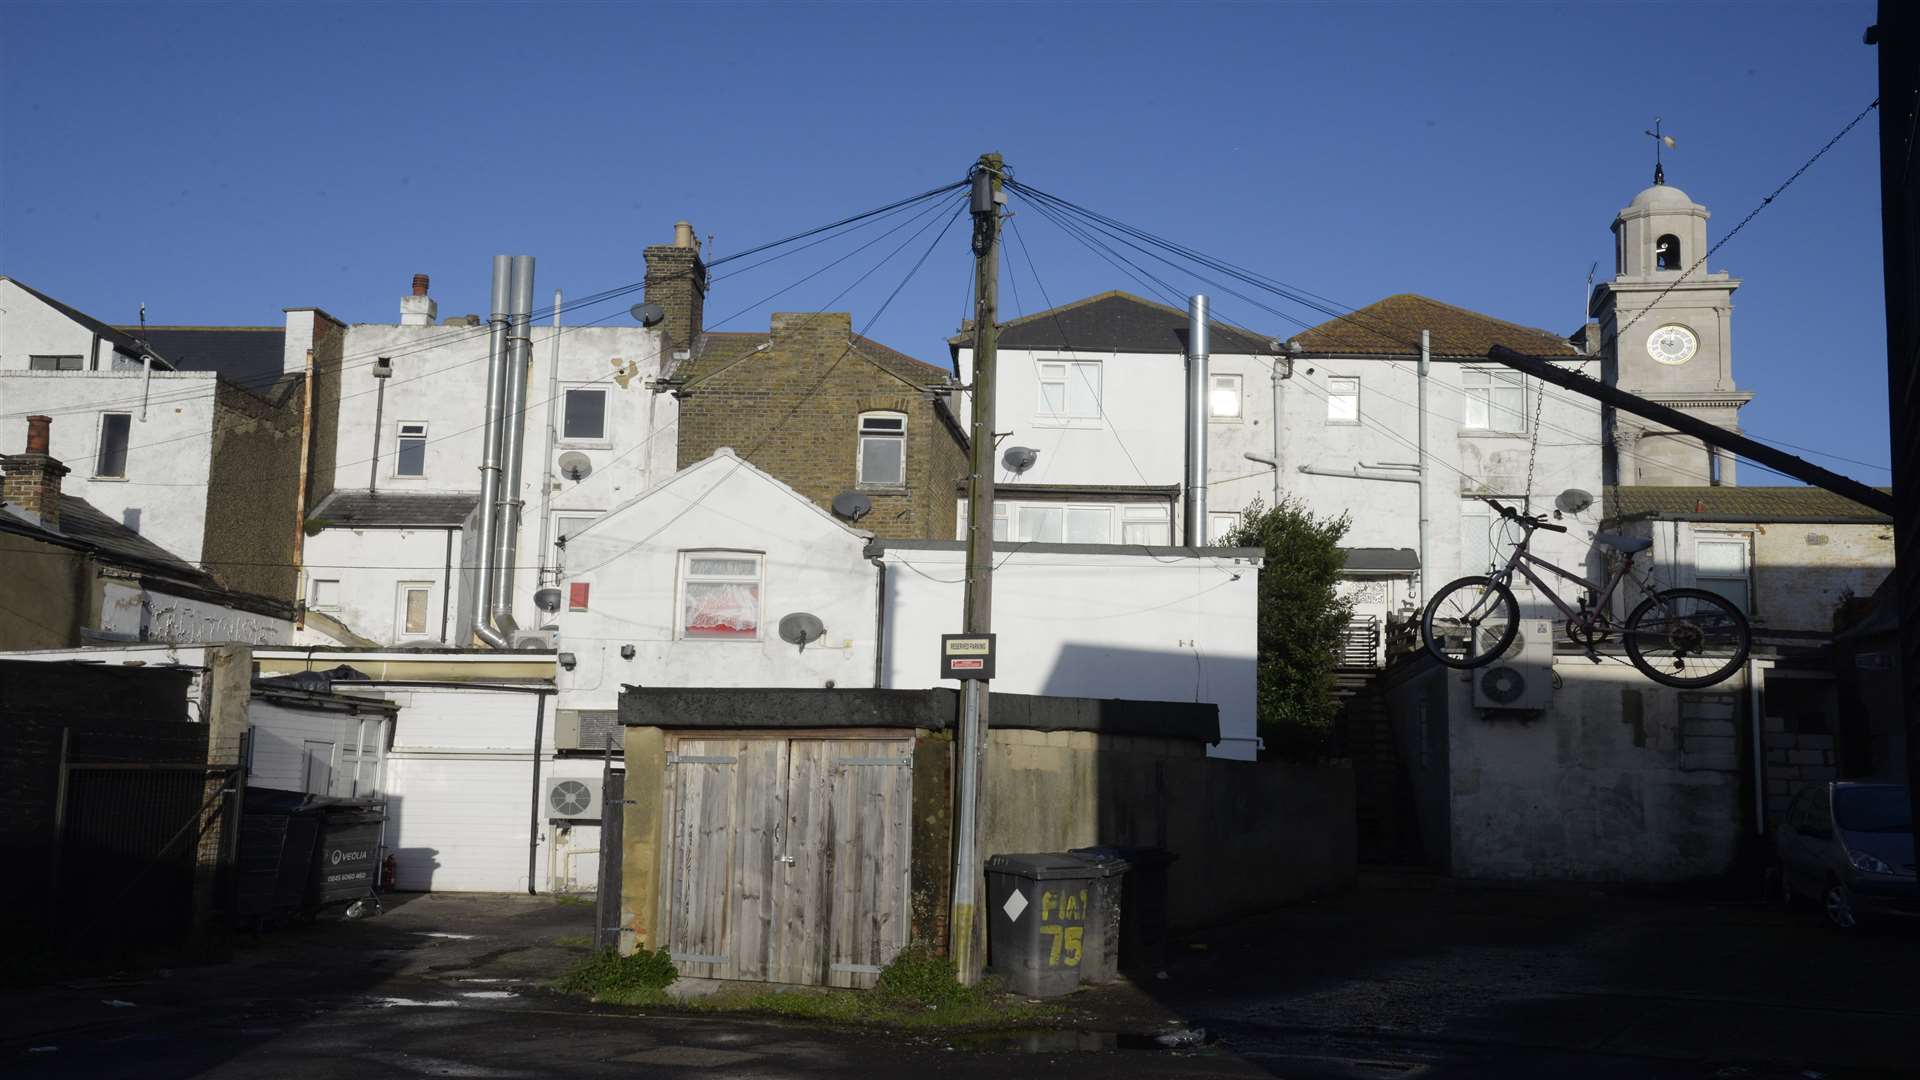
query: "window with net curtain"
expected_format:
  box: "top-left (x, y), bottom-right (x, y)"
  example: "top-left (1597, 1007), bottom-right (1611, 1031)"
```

top-left (680, 551), bottom-right (762, 639)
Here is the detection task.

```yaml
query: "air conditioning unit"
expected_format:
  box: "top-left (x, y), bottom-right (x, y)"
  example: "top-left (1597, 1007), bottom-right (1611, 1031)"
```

top-left (544, 775), bottom-right (603, 822)
top-left (1473, 616), bottom-right (1555, 712)
top-left (555, 709), bottom-right (620, 753)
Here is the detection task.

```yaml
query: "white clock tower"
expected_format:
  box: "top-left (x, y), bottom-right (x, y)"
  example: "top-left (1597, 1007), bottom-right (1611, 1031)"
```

top-left (1591, 173), bottom-right (1752, 486)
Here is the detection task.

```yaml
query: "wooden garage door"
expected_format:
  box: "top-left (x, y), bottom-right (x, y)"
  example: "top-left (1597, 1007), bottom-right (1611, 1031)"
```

top-left (662, 736), bottom-right (911, 988)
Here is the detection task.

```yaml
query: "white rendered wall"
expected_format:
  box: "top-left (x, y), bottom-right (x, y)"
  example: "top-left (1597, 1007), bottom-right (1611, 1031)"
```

top-left (329, 321), bottom-right (677, 640)
top-left (553, 451), bottom-right (879, 715)
top-left (0, 370), bottom-right (217, 564)
top-left (98, 581), bottom-right (292, 646)
top-left (298, 527), bottom-right (462, 646)
top-left (958, 346), bottom-right (1185, 489)
top-left (879, 544), bottom-right (1263, 760)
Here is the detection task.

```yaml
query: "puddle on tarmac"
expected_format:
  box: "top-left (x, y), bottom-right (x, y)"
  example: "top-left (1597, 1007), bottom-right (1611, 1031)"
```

top-left (948, 1029), bottom-right (1209, 1053)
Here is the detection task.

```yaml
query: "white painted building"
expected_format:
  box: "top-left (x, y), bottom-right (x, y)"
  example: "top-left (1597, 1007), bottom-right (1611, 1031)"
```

top-left (555, 449), bottom-right (1263, 757)
top-left (295, 270), bottom-right (679, 647)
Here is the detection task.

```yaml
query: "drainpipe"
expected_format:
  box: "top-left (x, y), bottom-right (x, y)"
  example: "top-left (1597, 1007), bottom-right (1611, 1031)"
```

top-left (1297, 463), bottom-right (1420, 485)
top-left (535, 288), bottom-right (563, 593)
top-left (1271, 349), bottom-right (1289, 506)
top-left (871, 554), bottom-right (888, 688)
top-left (1418, 330), bottom-right (1431, 607)
top-left (527, 692), bottom-right (547, 895)
top-left (474, 256), bottom-right (514, 648)
top-left (369, 357), bottom-right (391, 493)
top-left (1749, 657), bottom-right (1767, 835)
top-left (1184, 294), bottom-right (1209, 545)
top-left (291, 348), bottom-right (315, 630)
top-left (491, 255), bottom-right (537, 640)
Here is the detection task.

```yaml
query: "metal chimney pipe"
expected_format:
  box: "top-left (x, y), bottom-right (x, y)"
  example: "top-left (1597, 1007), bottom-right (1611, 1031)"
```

top-left (1185, 294), bottom-right (1210, 545)
top-left (490, 254), bottom-right (537, 638)
top-left (473, 255), bottom-right (514, 648)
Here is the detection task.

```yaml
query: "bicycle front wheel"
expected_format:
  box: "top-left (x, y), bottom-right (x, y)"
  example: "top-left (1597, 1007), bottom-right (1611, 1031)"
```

top-left (1422, 576), bottom-right (1519, 669)
top-left (1623, 587), bottom-right (1751, 688)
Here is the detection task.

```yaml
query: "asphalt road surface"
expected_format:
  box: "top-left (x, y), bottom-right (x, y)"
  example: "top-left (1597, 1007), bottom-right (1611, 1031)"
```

top-left (7, 876), bottom-right (1915, 1079)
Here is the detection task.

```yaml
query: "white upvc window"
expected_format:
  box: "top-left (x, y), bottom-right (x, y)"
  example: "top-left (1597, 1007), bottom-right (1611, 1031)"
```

top-left (1208, 511), bottom-right (1239, 544)
top-left (396, 581), bottom-right (433, 639)
top-left (1036, 360), bottom-right (1102, 420)
top-left (1120, 505), bottom-right (1172, 545)
top-left (553, 512), bottom-right (598, 566)
top-left (1462, 368), bottom-right (1528, 433)
top-left (1209, 373), bottom-right (1244, 419)
top-left (95, 412), bottom-right (132, 478)
top-left (29, 355), bottom-right (83, 371)
top-left (857, 411), bottom-right (907, 487)
top-left (1326, 376), bottom-right (1360, 424)
top-left (678, 551), bottom-right (763, 640)
top-left (1694, 535), bottom-right (1752, 614)
top-left (562, 387), bottom-right (609, 442)
top-left (309, 578), bottom-right (340, 610)
top-left (394, 421), bottom-right (428, 477)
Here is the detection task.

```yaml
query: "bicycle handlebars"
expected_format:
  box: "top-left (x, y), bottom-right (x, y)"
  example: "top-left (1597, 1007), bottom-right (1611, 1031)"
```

top-left (1480, 496), bottom-right (1568, 533)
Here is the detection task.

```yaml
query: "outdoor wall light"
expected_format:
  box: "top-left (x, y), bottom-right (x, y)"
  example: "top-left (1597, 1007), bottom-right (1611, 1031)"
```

top-left (558, 652), bottom-right (577, 671)
top-left (620, 644), bottom-right (636, 660)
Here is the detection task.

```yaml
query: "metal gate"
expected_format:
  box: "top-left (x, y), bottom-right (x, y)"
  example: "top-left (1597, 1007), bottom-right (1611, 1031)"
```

top-left (53, 738), bottom-right (244, 945)
top-left (659, 735), bottom-right (912, 987)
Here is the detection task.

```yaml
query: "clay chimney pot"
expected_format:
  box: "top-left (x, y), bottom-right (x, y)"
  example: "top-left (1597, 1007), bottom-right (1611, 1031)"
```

top-left (25, 415), bottom-right (51, 455)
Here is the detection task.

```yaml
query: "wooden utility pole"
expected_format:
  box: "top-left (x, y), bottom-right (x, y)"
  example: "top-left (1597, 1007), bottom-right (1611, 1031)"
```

top-left (951, 152), bottom-right (1004, 984)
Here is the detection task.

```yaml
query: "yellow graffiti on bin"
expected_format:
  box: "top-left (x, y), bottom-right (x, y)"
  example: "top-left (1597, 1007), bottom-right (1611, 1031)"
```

top-left (1036, 888), bottom-right (1090, 966)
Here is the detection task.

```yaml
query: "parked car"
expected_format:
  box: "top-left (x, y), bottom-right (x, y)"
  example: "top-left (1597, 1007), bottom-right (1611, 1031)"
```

top-left (1772, 781), bottom-right (1917, 929)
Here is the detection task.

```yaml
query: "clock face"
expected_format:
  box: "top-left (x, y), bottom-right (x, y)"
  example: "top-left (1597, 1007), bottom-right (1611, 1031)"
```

top-left (1647, 324), bottom-right (1698, 365)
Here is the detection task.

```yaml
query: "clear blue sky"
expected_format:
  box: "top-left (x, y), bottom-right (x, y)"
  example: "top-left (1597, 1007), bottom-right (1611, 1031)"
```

top-left (0, 1), bottom-right (1887, 479)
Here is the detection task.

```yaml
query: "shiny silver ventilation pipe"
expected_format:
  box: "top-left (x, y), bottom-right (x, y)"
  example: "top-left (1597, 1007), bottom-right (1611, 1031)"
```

top-left (1184, 294), bottom-right (1210, 545)
top-left (490, 255), bottom-right (536, 640)
top-left (473, 256), bottom-right (515, 648)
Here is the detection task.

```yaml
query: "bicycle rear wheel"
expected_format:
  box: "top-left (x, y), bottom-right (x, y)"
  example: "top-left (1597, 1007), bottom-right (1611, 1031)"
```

top-left (1623, 587), bottom-right (1751, 688)
top-left (1422, 576), bottom-right (1519, 668)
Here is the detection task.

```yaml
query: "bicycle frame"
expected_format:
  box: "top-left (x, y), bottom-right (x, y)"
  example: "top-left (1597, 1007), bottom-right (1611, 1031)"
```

top-left (1489, 529), bottom-right (1632, 632)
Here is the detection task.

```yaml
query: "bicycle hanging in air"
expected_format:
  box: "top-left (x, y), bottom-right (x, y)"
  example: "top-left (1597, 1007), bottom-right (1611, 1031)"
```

top-left (1421, 496), bottom-right (1751, 689)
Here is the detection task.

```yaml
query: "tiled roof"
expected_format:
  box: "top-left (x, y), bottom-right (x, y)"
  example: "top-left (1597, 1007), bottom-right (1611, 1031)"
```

top-left (122, 327), bottom-right (287, 390)
top-left (1, 277), bottom-right (149, 358)
top-left (1341, 547), bottom-right (1421, 573)
top-left (1289, 294), bottom-right (1579, 359)
top-left (58, 495), bottom-right (209, 579)
top-left (309, 490), bottom-right (479, 529)
top-left (1607, 485), bottom-right (1892, 523)
top-left (956, 291), bottom-right (1275, 355)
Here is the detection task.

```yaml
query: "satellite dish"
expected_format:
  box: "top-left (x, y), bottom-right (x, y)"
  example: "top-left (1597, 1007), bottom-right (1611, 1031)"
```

top-left (534, 587), bottom-right (563, 614)
top-left (778, 612), bottom-right (826, 651)
top-left (1001, 446), bottom-right (1039, 474)
top-left (830, 491), bottom-right (872, 522)
top-left (631, 302), bottom-right (666, 327)
top-left (558, 452), bottom-right (593, 482)
top-left (1555, 488), bottom-right (1594, 515)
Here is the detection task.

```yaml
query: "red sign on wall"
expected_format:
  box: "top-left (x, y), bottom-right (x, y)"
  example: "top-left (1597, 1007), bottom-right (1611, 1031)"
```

top-left (568, 582), bottom-right (590, 612)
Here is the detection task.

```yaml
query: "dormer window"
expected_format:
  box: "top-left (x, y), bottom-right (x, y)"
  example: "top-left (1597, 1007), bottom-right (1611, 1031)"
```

top-left (1655, 234), bottom-right (1681, 271)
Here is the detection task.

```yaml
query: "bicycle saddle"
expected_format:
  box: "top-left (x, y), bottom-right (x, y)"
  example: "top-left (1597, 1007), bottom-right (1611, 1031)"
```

top-left (1594, 531), bottom-right (1652, 554)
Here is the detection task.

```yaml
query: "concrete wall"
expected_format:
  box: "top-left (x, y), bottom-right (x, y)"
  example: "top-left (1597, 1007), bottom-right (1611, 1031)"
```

top-left (0, 530), bottom-right (88, 648)
top-left (555, 450), bottom-right (881, 715)
top-left (1388, 652), bottom-right (1750, 882)
top-left (97, 580), bottom-right (292, 646)
top-left (978, 728), bottom-right (1356, 930)
top-left (1618, 518), bottom-right (1893, 635)
top-left (879, 543), bottom-right (1264, 759)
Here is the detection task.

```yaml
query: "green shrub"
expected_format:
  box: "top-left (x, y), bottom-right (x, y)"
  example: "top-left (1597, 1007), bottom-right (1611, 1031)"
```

top-left (555, 946), bottom-right (677, 1000)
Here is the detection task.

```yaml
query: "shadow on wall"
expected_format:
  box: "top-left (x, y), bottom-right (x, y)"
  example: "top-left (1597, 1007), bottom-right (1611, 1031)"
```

top-left (389, 846), bottom-right (441, 892)
top-left (1039, 642), bottom-right (1256, 757)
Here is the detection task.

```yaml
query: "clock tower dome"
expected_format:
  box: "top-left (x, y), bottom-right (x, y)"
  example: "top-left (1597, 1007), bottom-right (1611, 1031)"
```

top-left (1591, 175), bottom-right (1751, 485)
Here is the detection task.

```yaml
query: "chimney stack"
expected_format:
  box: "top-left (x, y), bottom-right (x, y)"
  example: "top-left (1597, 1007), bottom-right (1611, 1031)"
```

top-left (3, 415), bottom-right (69, 530)
top-left (400, 272), bottom-right (438, 327)
top-left (644, 220), bottom-right (707, 354)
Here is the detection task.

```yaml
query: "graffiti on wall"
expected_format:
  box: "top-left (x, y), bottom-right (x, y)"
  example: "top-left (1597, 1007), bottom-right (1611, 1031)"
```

top-left (100, 583), bottom-right (292, 646)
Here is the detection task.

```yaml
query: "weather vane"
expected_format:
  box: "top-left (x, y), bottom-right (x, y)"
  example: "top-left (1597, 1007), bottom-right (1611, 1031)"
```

top-left (1645, 117), bottom-right (1677, 185)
